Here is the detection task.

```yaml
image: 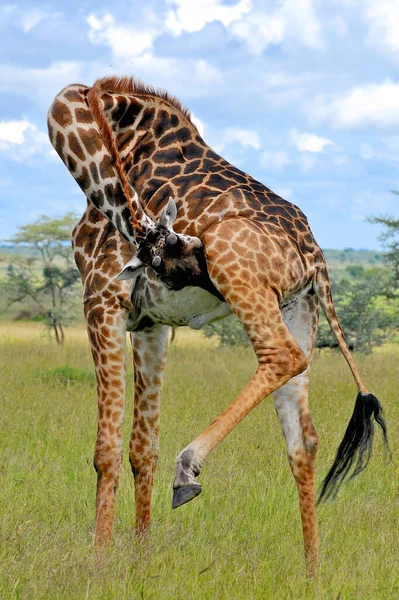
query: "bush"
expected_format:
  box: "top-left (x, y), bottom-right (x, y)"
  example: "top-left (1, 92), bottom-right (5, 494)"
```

top-left (204, 315), bottom-right (251, 347)
top-left (14, 308), bottom-right (46, 321)
top-left (38, 365), bottom-right (95, 385)
top-left (316, 268), bottom-right (399, 353)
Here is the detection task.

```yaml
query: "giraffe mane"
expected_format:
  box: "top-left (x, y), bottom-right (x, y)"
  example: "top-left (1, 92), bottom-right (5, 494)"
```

top-left (86, 77), bottom-right (149, 235)
top-left (85, 76), bottom-right (193, 235)
top-left (89, 75), bottom-right (192, 120)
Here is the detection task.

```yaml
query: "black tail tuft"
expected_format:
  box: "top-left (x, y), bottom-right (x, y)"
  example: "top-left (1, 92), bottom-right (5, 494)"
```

top-left (318, 392), bottom-right (389, 503)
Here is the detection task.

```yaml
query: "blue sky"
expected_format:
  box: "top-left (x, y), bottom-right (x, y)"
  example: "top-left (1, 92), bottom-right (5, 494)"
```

top-left (1, 0), bottom-right (399, 249)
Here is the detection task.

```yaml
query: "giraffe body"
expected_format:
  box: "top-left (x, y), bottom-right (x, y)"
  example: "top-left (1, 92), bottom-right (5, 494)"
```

top-left (126, 269), bottom-right (231, 331)
top-left (48, 77), bottom-right (388, 576)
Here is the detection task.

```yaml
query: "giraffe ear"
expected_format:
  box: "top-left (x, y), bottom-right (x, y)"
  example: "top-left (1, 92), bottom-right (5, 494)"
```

top-left (115, 256), bottom-right (144, 280)
top-left (158, 197), bottom-right (177, 229)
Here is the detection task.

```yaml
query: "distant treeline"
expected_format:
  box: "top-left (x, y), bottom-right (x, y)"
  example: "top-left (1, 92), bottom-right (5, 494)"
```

top-left (0, 244), bottom-right (386, 263)
top-left (323, 248), bottom-right (384, 265)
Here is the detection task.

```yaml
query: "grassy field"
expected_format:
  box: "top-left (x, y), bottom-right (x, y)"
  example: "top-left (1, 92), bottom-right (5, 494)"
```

top-left (1, 322), bottom-right (398, 599)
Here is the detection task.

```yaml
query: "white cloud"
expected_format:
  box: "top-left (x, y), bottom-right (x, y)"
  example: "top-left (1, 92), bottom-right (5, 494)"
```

top-left (84, 13), bottom-right (223, 98)
top-left (0, 4), bottom-right (58, 33)
top-left (211, 126), bottom-right (261, 165)
top-left (166, 0), bottom-right (322, 54)
top-left (0, 61), bottom-right (84, 108)
top-left (331, 0), bottom-right (399, 58)
top-left (263, 71), bottom-right (315, 90)
top-left (351, 191), bottom-right (398, 221)
top-left (329, 15), bottom-right (348, 37)
top-left (380, 136), bottom-right (399, 162)
top-left (221, 127), bottom-right (261, 149)
top-left (273, 186), bottom-right (293, 199)
top-left (166, 0), bottom-right (251, 35)
top-left (260, 70), bottom-right (322, 111)
top-left (259, 150), bottom-right (291, 170)
top-left (231, 12), bottom-right (285, 54)
top-left (231, 0), bottom-right (323, 54)
top-left (0, 119), bottom-right (54, 161)
top-left (297, 154), bottom-right (316, 171)
top-left (292, 130), bottom-right (334, 153)
top-left (87, 13), bottom-right (155, 58)
top-left (313, 80), bottom-right (399, 129)
top-left (363, 0), bottom-right (399, 54)
top-left (360, 143), bottom-right (374, 160)
top-left (126, 53), bottom-right (223, 99)
top-left (194, 60), bottom-right (222, 86)
top-left (21, 8), bottom-right (48, 32)
top-left (358, 136), bottom-right (399, 164)
top-left (0, 120), bottom-right (32, 145)
top-left (191, 113), bottom-right (205, 137)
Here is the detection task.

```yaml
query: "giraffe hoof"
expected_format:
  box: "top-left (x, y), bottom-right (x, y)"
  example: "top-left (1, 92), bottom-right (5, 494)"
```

top-left (172, 484), bottom-right (202, 509)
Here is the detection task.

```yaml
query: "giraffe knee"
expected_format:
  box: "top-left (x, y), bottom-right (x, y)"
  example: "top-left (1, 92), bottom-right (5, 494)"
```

top-left (292, 347), bottom-right (308, 377)
top-left (259, 346), bottom-right (308, 380)
top-left (289, 448), bottom-right (315, 484)
top-left (301, 416), bottom-right (319, 457)
top-left (304, 430), bottom-right (319, 457)
top-left (93, 439), bottom-right (123, 480)
top-left (129, 447), bottom-right (159, 480)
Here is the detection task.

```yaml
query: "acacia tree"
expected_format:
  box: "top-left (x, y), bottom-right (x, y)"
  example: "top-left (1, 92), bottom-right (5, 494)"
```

top-left (205, 265), bottom-right (398, 353)
top-left (316, 267), bottom-right (398, 353)
top-left (367, 192), bottom-right (399, 289)
top-left (1, 213), bottom-right (80, 344)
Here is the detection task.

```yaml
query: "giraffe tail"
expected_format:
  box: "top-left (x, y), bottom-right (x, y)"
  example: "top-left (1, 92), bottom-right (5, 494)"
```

top-left (313, 264), bottom-right (390, 502)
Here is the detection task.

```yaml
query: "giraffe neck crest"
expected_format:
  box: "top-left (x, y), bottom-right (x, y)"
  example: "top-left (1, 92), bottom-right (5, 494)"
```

top-left (88, 75), bottom-right (192, 120)
top-left (86, 81), bottom-right (147, 235)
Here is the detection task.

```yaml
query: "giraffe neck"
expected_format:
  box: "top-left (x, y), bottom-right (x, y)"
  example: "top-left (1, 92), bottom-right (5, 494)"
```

top-left (100, 91), bottom-right (207, 214)
top-left (47, 84), bottom-right (154, 245)
top-left (86, 83), bottom-right (160, 239)
top-left (49, 77), bottom-right (316, 252)
top-left (96, 89), bottom-right (261, 239)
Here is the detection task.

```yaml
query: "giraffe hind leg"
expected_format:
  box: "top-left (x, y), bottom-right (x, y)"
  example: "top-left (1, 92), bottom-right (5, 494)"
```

top-left (272, 290), bottom-right (319, 576)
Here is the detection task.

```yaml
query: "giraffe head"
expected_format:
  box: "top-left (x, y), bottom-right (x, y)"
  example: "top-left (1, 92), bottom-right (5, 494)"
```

top-left (116, 197), bottom-right (208, 291)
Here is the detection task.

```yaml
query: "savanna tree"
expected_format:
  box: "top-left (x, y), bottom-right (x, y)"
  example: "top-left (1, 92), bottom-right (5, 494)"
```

top-left (206, 265), bottom-right (398, 353)
top-left (316, 267), bottom-right (398, 353)
top-left (1, 213), bottom-right (80, 344)
top-left (367, 191), bottom-right (399, 289)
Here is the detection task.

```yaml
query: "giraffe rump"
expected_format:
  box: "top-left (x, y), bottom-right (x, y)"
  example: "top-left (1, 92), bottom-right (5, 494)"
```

top-left (318, 392), bottom-right (389, 502)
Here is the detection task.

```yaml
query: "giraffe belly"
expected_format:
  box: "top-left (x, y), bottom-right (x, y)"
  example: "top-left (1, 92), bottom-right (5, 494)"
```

top-left (126, 275), bottom-right (231, 331)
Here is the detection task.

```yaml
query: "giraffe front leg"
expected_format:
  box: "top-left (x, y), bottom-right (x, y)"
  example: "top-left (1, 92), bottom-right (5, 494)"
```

top-left (130, 325), bottom-right (169, 535)
top-left (173, 218), bottom-right (307, 506)
top-left (85, 298), bottom-right (128, 547)
top-left (173, 217), bottom-right (320, 576)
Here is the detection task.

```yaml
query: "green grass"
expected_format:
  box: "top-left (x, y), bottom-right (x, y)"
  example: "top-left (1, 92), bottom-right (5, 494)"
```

top-left (0, 324), bottom-right (398, 599)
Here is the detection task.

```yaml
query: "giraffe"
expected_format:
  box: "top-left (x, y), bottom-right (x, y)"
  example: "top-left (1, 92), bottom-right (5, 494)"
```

top-left (47, 76), bottom-right (388, 576)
